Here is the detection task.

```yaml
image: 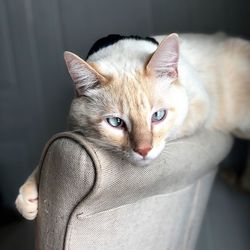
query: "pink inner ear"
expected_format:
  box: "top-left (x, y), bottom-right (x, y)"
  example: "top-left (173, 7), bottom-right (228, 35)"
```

top-left (147, 33), bottom-right (179, 79)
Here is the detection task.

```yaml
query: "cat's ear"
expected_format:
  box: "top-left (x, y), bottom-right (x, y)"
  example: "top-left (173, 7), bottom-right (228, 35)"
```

top-left (64, 51), bottom-right (107, 96)
top-left (146, 33), bottom-right (179, 80)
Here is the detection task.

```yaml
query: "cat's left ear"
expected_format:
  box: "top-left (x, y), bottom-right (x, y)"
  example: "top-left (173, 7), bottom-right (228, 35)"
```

top-left (146, 33), bottom-right (179, 80)
top-left (64, 51), bottom-right (107, 96)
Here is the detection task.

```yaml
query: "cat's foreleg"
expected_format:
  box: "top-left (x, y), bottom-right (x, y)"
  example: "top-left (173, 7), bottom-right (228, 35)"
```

top-left (15, 167), bottom-right (39, 220)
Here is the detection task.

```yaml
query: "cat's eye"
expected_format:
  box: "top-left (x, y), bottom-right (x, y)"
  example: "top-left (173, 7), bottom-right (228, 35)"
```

top-left (151, 109), bottom-right (167, 123)
top-left (106, 117), bottom-right (125, 128)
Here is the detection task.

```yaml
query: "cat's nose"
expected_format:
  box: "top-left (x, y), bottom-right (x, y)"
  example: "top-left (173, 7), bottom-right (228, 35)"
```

top-left (134, 146), bottom-right (152, 157)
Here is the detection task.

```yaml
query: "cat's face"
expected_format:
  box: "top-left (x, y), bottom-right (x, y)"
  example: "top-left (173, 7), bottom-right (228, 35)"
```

top-left (66, 34), bottom-right (188, 166)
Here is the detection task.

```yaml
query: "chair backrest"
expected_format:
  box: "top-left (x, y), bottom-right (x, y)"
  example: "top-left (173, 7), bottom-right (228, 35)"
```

top-left (36, 130), bottom-right (233, 250)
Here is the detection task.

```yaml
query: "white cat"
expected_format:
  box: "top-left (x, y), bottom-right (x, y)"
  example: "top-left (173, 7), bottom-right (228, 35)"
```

top-left (15, 33), bottom-right (250, 220)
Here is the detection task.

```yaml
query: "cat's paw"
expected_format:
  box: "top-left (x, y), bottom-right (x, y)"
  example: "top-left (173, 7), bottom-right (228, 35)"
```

top-left (15, 182), bottom-right (38, 220)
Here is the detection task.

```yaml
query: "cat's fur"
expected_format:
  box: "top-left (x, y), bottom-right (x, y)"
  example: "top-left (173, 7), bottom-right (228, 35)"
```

top-left (16, 33), bottom-right (250, 219)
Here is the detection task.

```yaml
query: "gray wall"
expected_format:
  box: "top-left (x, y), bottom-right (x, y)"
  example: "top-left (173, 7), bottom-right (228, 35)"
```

top-left (0, 0), bottom-right (249, 208)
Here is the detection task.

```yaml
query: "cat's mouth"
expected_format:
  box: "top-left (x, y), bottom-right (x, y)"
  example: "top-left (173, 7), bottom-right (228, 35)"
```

top-left (129, 144), bottom-right (165, 166)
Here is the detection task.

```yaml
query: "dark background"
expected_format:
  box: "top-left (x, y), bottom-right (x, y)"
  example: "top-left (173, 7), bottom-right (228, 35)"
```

top-left (0, 0), bottom-right (249, 249)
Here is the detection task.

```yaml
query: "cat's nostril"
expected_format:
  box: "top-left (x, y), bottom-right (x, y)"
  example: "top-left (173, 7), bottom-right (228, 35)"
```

top-left (134, 146), bottom-right (152, 157)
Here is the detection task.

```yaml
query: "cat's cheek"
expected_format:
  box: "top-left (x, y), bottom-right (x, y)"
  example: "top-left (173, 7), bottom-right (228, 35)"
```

top-left (147, 141), bottom-right (166, 160)
top-left (152, 109), bottom-right (187, 141)
top-left (100, 120), bottom-right (124, 136)
top-left (166, 85), bottom-right (189, 128)
top-left (98, 121), bottom-right (127, 147)
top-left (152, 112), bottom-right (175, 139)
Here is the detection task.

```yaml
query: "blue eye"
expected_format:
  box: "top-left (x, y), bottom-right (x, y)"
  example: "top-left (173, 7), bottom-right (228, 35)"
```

top-left (106, 117), bottom-right (125, 128)
top-left (152, 109), bottom-right (167, 123)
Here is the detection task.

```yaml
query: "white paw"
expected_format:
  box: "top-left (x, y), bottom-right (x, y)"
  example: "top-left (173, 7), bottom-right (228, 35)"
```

top-left (15, 182), bottom-right (38, 220)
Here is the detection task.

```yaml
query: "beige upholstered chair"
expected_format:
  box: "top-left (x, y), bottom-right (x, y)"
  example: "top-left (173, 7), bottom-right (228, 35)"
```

top-left (35, 129), bottom-right (233, 250)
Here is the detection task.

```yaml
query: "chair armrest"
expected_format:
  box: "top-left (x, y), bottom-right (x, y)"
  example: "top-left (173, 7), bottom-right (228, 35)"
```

top-left (35, 130), bottom-right (233, 250)
top-left (36, 133), bottom-right (96, 249)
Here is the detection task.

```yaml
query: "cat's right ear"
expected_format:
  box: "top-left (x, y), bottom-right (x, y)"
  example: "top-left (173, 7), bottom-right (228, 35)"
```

top-left (64, 51), bottom-right (107, 96)
top-left (146, 33), bottom-right (179, 81)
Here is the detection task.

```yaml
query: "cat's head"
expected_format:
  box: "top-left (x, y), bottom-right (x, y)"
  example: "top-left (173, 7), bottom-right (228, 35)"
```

top-left (65, 34), bottom-right (188, 166)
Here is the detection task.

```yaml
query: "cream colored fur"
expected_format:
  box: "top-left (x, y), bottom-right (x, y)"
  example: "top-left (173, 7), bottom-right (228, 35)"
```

top-left (155, 33), bottom-right (250, 138)
top-left (16, 33), bottom-right (250, 220)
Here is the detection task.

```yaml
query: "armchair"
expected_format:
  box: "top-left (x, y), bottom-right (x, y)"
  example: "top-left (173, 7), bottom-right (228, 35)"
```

top-left (36, 129), bottom-right (232, 250)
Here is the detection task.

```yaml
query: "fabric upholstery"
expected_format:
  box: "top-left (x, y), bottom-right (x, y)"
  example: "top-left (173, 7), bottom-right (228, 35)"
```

top-left (36, 129), bottom-right (233, 250)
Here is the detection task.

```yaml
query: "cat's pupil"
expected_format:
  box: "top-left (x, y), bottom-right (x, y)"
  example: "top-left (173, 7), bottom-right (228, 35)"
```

top-left (107, 117), bottom-right (123, 128)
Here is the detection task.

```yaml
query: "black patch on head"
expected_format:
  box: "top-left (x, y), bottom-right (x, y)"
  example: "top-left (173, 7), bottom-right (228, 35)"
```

top-left (86, 34), bottom-right (159, 59)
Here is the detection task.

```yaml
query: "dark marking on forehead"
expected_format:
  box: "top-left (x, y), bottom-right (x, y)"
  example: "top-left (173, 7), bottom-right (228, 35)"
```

top-left (86, 34), bottom-right (159, 59)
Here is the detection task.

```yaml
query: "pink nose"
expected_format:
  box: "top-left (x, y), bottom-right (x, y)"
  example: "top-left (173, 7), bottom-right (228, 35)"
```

top-left (134, 146), bottom-right (152, 157)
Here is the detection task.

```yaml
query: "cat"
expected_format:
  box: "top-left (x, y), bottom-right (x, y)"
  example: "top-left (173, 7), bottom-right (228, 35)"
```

top-left (15, 33), bottom-right (250, 220)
